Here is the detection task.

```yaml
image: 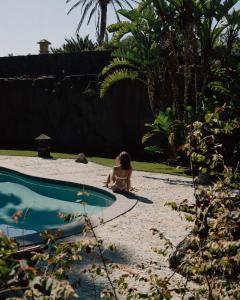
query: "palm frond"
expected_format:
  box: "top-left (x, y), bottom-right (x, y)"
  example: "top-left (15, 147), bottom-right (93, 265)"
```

top-left (51, 35), bottom-right (96, 53)
top-left (141, 132), bottom-right (155, 143)
top-left (101, 58), bottom-right (137, 76)
top-left (112, 49), bottom-right (146, 65)
top-left (67, 0), bottom-right (85, 15)
top-left (117, 8), bottom-right (140, 21)
top-left (67, 0), bottom-right (138, 38)
top-left (100, 69), bottom-right (139, 98)
top-left (108, 21), bottom-right (132, 43)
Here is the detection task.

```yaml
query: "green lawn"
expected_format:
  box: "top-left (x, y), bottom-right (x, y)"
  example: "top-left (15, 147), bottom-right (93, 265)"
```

top-left (88, 156), bottom-right (187, 176)
top-left (0, 150), bottom-right (187, 176)
top-left (0, 150), bottom-right (78, 159)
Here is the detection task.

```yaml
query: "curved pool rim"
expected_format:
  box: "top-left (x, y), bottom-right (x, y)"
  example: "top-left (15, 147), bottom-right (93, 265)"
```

top-left (0, 166), bottom-right (138, 246)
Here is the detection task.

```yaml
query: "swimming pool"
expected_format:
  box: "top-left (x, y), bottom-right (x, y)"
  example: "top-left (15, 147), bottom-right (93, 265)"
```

top-left (0, 167), bottom-right (116, 238)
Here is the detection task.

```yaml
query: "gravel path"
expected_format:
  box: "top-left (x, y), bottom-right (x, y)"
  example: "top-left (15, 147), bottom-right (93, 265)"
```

top-left (0, 156), bottom-right (195, 299)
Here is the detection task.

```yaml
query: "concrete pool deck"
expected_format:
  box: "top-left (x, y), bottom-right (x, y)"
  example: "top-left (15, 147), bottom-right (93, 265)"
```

top-left (0, 156), bottom-right (195, 298)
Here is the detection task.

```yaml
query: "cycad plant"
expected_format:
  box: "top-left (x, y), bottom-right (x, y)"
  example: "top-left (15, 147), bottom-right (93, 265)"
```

top-left (100, 6), bottom-right (167, 116)
top-left (194, 0), bottom-right (240, 97)
top-left (218, 7), bottom-right (240, 60)
top-left (66, 0), bottom-right (138, 44)
top-left (142, 108), bottom-right (184, 160)
top-left (51, 35), bottom-right (96, 53)
top-left (100, 0), bottom-right (240, 119)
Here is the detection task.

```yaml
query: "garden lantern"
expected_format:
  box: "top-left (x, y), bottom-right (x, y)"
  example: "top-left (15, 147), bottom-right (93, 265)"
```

top-left (35, 134), bottom-right (52, 158)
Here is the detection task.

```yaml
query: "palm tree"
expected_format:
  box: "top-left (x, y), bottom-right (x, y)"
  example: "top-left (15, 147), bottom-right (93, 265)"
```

top-left (66, 0), bottom-right (138, 44)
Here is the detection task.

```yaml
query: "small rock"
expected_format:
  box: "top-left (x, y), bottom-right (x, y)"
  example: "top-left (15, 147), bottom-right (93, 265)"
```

top-left (75, 153), bottom-right (88, 164)
top-left (194, 173), bottom-right (211, 185)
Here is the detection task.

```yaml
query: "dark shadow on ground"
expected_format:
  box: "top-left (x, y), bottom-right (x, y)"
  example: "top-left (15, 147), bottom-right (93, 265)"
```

top-left (69, 236), bottom-right (139, 299)
top-left (142, 176), bottom-right (193, 187)
top-left (122, 192), bottom-right (153, 204)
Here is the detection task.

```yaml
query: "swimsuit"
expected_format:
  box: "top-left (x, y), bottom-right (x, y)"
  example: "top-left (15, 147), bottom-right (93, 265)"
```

top-left (111, 176), bottom-right (128, 192)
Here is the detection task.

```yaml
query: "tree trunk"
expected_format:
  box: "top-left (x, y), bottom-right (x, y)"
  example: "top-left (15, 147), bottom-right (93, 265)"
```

top-left (165, 32), bottom-right (180, 119)
top-left (183, 23), bottom-right (196, 120)
top-left (226, 28), bottom-right (236, 58)
top-left (99, 2), bottom-right (108, 44)
top-left (182, 1), bottom-right (197, 121)
top-left (168, 140), bottom-right (177, 160)
top-left (200, 48), bottom-right (211, 100)
top-left (147, 75), bottom-right (163, 116)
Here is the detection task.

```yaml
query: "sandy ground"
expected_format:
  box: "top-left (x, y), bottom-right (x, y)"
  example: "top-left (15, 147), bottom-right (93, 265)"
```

top-left (0, 156), bottom-right (195, 299)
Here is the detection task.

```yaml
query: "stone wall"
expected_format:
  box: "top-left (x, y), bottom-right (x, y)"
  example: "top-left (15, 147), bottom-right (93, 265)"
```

top-left (0, 52), bottom-right (152, 155)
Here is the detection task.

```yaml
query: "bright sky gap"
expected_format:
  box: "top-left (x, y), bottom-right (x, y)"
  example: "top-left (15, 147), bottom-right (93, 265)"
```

top-left (0, 0), bottom-right (239, 57)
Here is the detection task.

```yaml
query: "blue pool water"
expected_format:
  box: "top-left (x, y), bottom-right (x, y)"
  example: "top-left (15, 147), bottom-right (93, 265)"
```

top-left (0, 168), bottom-right (115, 237)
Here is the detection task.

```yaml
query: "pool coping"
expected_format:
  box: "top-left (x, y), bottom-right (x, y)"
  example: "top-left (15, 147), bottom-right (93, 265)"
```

top-left (0, 166), bottom-right (138, 247)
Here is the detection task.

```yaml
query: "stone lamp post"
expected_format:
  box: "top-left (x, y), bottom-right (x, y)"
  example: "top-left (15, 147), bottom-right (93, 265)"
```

top-left (35, 134), bottom-right (52, 158)
top-left (38, 39), bottom-right (51, 54)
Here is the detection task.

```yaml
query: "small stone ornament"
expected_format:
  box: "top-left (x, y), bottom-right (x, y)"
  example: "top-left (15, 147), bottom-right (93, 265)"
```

top-left (194, 173), bottom-right (211, 185)
top-left (75, 153), bottom-right (88, 164)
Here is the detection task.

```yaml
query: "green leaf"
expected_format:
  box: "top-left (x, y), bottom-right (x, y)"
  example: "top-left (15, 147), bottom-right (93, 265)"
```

top-left (144, 145), bottom-right (162, 155)
top-left (100, 69), bottom-right (140, 98)
top-left (142, 132), bottom-right (155, 143)
top-left (101, 57), bottom-right (136, 76)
